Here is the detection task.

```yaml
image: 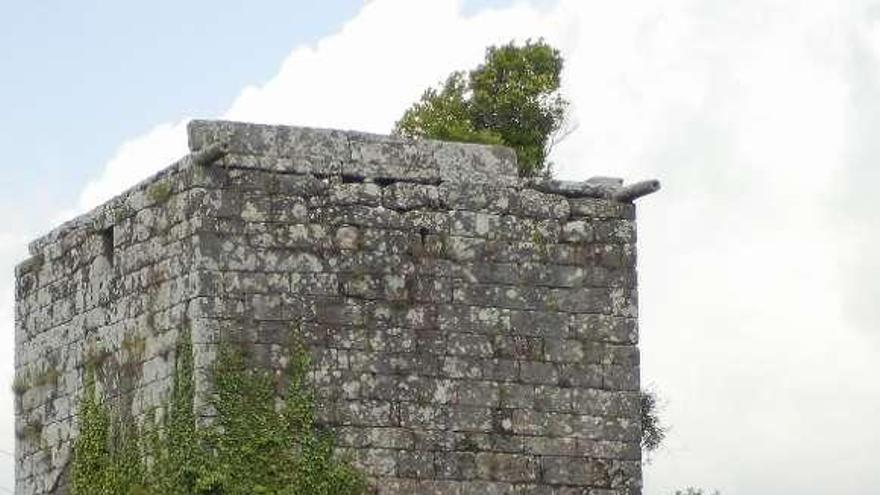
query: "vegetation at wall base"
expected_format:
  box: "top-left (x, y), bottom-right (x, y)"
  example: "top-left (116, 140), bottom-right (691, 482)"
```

top-left (674, 488), bottom-right (721, 495)
top-left (70, 330), bottom-right (367, 495)
top-left (70, 368), bottom-right (144, 494)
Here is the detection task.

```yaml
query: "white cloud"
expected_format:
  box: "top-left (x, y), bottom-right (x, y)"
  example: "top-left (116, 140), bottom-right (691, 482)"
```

top-left (222, 0), bottom-right (544, 131)
top-left (17, 0), bottom-right (880, 494)
top-left (73, 120), bottom-right (189, 213)
top-left (65, 0), bottom-right (548, 213)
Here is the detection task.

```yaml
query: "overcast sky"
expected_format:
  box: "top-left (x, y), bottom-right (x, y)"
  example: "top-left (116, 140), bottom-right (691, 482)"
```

top-left (2, 1), bottom-right (879, 493)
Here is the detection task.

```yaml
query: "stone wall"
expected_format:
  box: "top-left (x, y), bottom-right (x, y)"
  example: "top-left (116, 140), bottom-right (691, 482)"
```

top-left (14, 120), bottom-right (656, 495)
top-left (14, 157), bottom-right (208, 494)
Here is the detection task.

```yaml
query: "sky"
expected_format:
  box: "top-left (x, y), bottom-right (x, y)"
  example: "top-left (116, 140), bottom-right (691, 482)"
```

top-left (2, 0), bottom-right (880, 494)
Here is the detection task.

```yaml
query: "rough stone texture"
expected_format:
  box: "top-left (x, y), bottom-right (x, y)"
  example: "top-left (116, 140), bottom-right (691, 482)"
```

top-left (14, 120), bottom-right (655, 495)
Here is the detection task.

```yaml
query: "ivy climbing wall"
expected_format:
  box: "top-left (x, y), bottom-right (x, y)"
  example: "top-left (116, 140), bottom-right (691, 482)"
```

top-left (15, 119), bottom-right (656, 495)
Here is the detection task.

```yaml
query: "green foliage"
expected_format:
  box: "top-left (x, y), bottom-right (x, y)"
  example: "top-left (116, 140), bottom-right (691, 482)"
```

top-left (71, 368), bottom-right (146, 495)
top-left (394, 39), bottom-right (569, 177)
top-left (70, 331), bottom-right (367, 495)
top-left (674, 488), bottom-right (721, 495)
top-left (640, 388), bottom-right (666, 454)
top-left (142, 331), bottom-right (199, 495)
top-left (197, 341), bottom-right (366, 495)
top-left (395, 72), bottom-right (504, 146)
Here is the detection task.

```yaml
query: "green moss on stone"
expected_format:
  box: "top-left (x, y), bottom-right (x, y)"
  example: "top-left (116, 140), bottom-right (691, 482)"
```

top-left (147, 182), bottom-right (173, 204)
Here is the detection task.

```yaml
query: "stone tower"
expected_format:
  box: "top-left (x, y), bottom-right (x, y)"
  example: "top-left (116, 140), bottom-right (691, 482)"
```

top-left (14, 120), bottom-right (659, 494)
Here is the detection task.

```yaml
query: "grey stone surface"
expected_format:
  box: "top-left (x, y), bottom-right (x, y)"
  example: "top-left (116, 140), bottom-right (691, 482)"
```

top-left (14, 119), bottom-right (656, 495)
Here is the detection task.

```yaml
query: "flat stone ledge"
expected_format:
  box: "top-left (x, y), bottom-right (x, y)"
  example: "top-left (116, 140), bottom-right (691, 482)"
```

top-left (187, 119), bottom-right (519, 185)
top-left (25, 119), bottom-right (660, 259)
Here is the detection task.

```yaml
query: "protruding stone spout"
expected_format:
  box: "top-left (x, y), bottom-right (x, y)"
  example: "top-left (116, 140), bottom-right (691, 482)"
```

top-left (191, 140), bottom-right (229, 166)
top-left (613, 179), bottom-right (661, 202)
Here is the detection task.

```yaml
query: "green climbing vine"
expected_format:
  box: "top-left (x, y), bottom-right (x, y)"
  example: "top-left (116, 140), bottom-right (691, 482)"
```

top-left (70, 367), bottom-right (145, 495)
top-left (71, 330), bottom-right (367, 495)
